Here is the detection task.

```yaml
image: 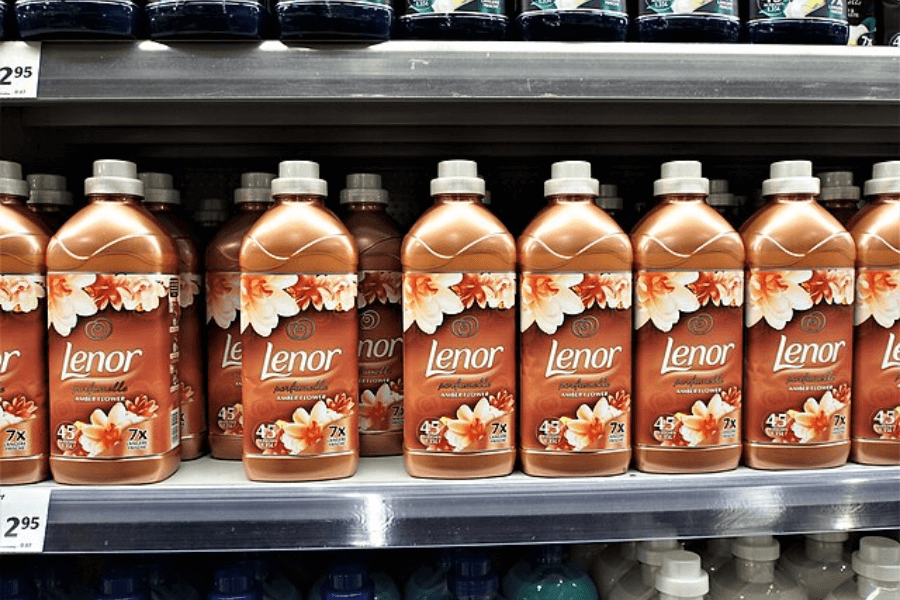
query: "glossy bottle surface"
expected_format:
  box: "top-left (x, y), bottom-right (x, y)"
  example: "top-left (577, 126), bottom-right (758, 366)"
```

top-left (779, 538), bottom-right (852, 600)
top-left (710, 560), bottom-right (808, 600)
top-left (276, 0), bottom-right (392, 40)
top-left (517, 10), bottom-right (628, 41)
top-left (27, 204), bottom-right (70, 232)
top-left (147, 0), bottom-right (270, 39)
top-left (47, 194), bottom-right (181, 485)
top-left (15, 0), bottom-right (143, 39)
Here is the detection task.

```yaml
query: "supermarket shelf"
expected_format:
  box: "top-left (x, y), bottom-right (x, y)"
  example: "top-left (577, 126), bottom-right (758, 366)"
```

top-left (36, 457), bottom-right (900, 553)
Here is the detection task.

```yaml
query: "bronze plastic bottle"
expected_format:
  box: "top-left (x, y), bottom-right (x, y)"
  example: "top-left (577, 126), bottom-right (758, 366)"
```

top-left (26, 174), bottom-right (74, 232)
top-left (518, 161), bottom-right (633, 477)
top-left (140, 172), bottom-right (207, 460)
top-left (597, 184), bottom-right (625, 226)
top-left (818, 171), bottom-right (861, 226)
top-left (707, 180), bottom-right (743, 229)
top-left (402, 160), bottom-right (517, 479)
top-left (848, 161), bottom-right (900, 465)
top-left (742, 160), bottom-right (856, 470)
top-left (240, 161), bottom-right (359, 481)
top-left (341, 174), bottom-right (404, 457)
top-left (47, 160), bottom-right (181, 485)
top-left (206, 172), bottom-right (274, 460)
top-left (0, 161), bottom-right (50, 485)
top-left (632, 161), bottom-right (745, 474)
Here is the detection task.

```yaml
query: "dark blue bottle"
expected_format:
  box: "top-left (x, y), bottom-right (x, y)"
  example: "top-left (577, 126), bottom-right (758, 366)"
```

top-left (747, 0), bottom-right (849, 43)
top-left (635, 0), bottom-right (740, 41)
top-left (208, 568), bottom-right (260, 600)
top-left (147, 0), bottom-right (271, 39)
top-left (95, 570), bottom-right (149, 600)
top-left (1, 574), bottom-right (34, 600)
top-left (276, 0), bottom-right (392, 40)
top-left (879, 0), bottom-right (899, 44)
top-left (448, 551), bottom-right (502, 600)
top-left (516, 0), bottom-right (627, 40)
top-left (397, 0), bottom-right (508, 40)
top-left (15, 0), bottom-right (144, 38)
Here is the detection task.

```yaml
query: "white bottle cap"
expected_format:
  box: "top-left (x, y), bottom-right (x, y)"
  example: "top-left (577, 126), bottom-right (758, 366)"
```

top-left (819, 171), bottom-right (860, 202)
top-left (430, 160), bottom-right (485, 196)
top-left (654, 161), bottom-right (709, 196)
top-left (707, 179), bottom-right (737, 207)
top-left (234, 172), bottom-right (275, 205)
top-left (864, 161), bottom-right (900, 197)
top-left (341, 173), bottom-right (388, 205)
top-left (596, 183), bottom-right (623, 211)
top-left (0, 160), bottom-right (29, 198)
top-left (762, 160), bottom-right (820, 197)
top-left (271, 161), bottom-right (327, 197)
top-left (807, 533), bottom-right (849, 543)
top-left (709, 179), bottom-right (729, 194)
top-left (194, 197), bottom-right (229, 226)
top-left (732, 536), bottom-right (780, 562)
top-left (544, 161), bottom-right (600, 197)
top-left (852, 537), bottom-right (900, 582)
top-left (85, 160), bottom-right (143, 197)
top-left (655, 551), bottom-right (709, 597)
top-left (27, 174), bottom-right (73, 207)
top-left (139, 172), bottom-right (180, 205)
top-left (638, 540), bottom-right (681, 566)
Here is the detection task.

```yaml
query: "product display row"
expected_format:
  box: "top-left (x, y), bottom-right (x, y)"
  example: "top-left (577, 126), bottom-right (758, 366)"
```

top-left (0, 157), bottom-right (898, 487)
top-left (0, 0), bottom-right (897, 44)
top-left (2, 535), bottom-right (900, 600)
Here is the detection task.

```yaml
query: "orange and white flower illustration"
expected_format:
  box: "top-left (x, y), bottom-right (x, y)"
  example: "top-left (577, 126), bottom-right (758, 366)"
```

top-left (562, 397), bottom-right (623, 450)
top-left (442, 397), bottom-right (506, 451)
top-left (359, 271), bottom-right (402, 308)
top-left (85, 274), bottom-right (128, 311)
top-left (676, 393), bottom-right (739, 446)
top-left (484, 273), bottom-right (516, 310)
top-left (788, 390), bottom-right (848, 444)
top-left (0, 396), bottom-right (37, 428)
top-left (179, 273), bottom-right (202, 309)
top-left (452, 273), bottom-right (515, 310)
top-left (688, 271), bottom-right (744, 307)
top-left (359, 382), bottom-right (402, 432)
top-left (117, 275), bottom-right (169, 312)
top-left (76, 402), bottom-right (148, 456)
top-left (321, 274), bottom-right (358, 312)
top-left (802, 269), bottom-right (854, 306)
top-left (855, 269), bottom-right (900, 328)
top-left (403, 273), bottom-right (465, 334)
top-left (0, 275), bottom-right (45, 313)
top-left (241, 274), bottom-right (300, 336)
top-left (521, 273), bottom-right (585, 334)
top-left (206, 272), bottom-right (241, 329)
top-left (635, 271), bottom-right (701, 332)
top-left (218, 403), bottom-right (243, 435)
top-left (572, 273), bottom-right (632, 310)
top-left (746, 269), bottom-right (814, 329)
top-left (277, 400), bottom-right (344, 455)
top-left (125, 394), bottom-right (159, 419)
top-left (48, 273), bottom-right (99, 336)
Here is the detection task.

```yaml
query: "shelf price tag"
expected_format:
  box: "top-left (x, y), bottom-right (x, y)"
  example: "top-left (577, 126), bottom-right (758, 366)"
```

top-left (0, 42), bottom-right (41, 99)
top-left (0, 488), bottom-right (51, 553)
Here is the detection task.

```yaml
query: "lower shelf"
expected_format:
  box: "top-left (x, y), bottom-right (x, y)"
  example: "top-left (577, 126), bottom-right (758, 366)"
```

top-left (37, 456), bottom-right (900, 552)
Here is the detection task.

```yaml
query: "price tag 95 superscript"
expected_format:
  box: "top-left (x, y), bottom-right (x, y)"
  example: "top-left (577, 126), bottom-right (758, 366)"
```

top-left (0, 487), bottom-right (51, 553)
top-left (0, 42), bottom-right (41, 99)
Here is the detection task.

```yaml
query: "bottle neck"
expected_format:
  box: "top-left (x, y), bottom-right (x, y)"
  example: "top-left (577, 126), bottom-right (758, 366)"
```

top-left (871, 193), bottom-right (900, 204)
top-left (434, 193), bottom-right (482, 204)
top-left (768, 193), bottom-right (818, 203)
top-left (659, 593), bottom-right (705, 600)
top-left (735, 559), bottom-right (775, 584)
top-left (820, 198), bottom-right (858, 208)
top-left (144, 202), bottom-right (177, 213)
top-left (858, 576), bottom-right (900, 598)
top-left (0, 193), bottom-right (26, 205)
top-left (549, 194), bottom-right (595, 204)
top-left (238, 202), bottom-right (272, 212)
top-left (660, 194), bottom-right (707, 204)
top-left (274, 194), bottom-right (325, 205)
top-left (805, 539), bottom-right (844, 563)
top-left (344, 202), bottom-right (386, 212)
top-left (88, 193), bottom-right (142, 205)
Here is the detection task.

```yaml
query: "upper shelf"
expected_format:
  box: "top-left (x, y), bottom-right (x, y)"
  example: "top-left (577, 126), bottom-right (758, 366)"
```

top-left (38, 457), bottom-right (900, 553)
top-left (21, 41), bottom-right (900, 103)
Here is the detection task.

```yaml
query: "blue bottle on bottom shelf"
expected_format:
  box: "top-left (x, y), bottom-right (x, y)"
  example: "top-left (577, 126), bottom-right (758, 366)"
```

top-left (633, 0), bottom-right (740, 42)
top-left (147, 0), bottom-right (271, 39)
top-left (15, 0), bottom-right (143, 38)
top-left (449, 551), bottom-right (504, 600)
top-left (276, 0), bottom-right (392, 41)
top-left (208, 568), bottom-right (260, 600)
top-left (396, 0), bottom-right (508, 41)
top-left (516, 0), bottom-right (628, 41)
top-left (746, 0), bottom-right (849, 43)
top-left (95, 571), bottom-right (149, 600)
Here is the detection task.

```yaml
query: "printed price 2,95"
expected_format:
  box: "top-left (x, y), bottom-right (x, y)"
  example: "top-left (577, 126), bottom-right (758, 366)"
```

top-left (0, 488), bottom-right (51, 553)
top-left (4, 515), bottom-right (41, 539)
top-left (0, 42), bottom-right (42, 99)
top-left (0, 66), bottom-right (34, 86)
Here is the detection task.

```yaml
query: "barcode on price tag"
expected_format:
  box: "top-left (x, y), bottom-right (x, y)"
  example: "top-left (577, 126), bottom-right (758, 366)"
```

top-left (0, 487), bottom-right (51, 553)
top-left (0, 42), bottom-right (41, 99)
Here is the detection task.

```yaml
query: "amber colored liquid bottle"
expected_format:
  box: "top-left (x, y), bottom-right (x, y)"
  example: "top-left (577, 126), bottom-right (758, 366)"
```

top-left (141, 172), bottom-right (207, 461)
top-left (47, 160), bottom-right (181, 485)
top-left (631, 161), bottom-right (745, 474)
top-left (402, 160), bottom-right (517, 479)
top-left (742, 161), bottom-right (856, 470)
top-left (818, 171), bottom-right (861, 227)
top-left (518, 162), bottom-right (633, 477)
top-left (341, 174), bottom-right (404, 457)
top-left (0, 161), bottom-right (51, 485)
top-left (848, 161), bottom-right (900, 465)
top-left (26, 174), bottom-right (74, 232)
top-left (240, 161), bottom-right (359, 482)
top-left (206, 172), bottom-right (274, 460)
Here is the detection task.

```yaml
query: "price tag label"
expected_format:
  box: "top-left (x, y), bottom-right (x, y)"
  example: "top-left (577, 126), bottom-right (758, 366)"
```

top-left (0, 488), bottom-right (51, 553)
top-left (0, 42), bottom-right (41, 99)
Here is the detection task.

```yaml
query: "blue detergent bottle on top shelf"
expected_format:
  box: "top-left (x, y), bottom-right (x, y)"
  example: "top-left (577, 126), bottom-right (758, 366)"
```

top-left (396, 0), bottom-right (508, 40)
top-left (15, 0), bottom-right (144, 38)
top-left (746, 0), bottom-right (849, 43)
top-left (146, 0), bottom-right (272, 39)
top-left (276, 0), bottom-right (392, 40)
top-left (516, 0), bottom-right (627, 39)
top-left (633, 0), bottom-right (740, 42)
top-left (510, 546), bottom-right (597, 600)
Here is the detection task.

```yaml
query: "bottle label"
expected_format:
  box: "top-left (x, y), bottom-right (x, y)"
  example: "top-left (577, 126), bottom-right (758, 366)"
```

top-left (846, 0), bottom-right (876, 44)
top-left (520, 0), bottom-right (626, 15)
top-left (639, 0), bottom-right (737, 16)
top-left (852, 267), bottom-right (900, 442)
top-left (241, 273), bottom-right (359, 458)
top-left (357, 270), bottom-right (404, 436)
top-left (405, 0), bottom-right (504, 16)
top-left (745, 268), bottom-right (854, 445)
top-left (403, 272), bottom-right (516, 454)
top-left (206, 271), bottom-right (243, 440)
top-left (179, 272), bottom-right (206, 443)
top-left (48, 273), bottom-right (181, 458)
top-left (633, 270), bottom-right (744, 449)
top-left (0, 274), bottom-right (47, 460)
top-left (749, 0), bottom-right (845, 21)
top-left (519, 272), bottom-right (632, 453)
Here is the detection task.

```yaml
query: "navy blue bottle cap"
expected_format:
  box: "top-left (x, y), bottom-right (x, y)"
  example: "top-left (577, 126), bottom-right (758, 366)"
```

top-left (325, 564), bottom-right (373, 600)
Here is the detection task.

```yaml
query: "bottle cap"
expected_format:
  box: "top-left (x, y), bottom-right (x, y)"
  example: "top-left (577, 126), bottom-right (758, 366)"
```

top-left (852, 537), bottom-right (900, 582)
top-left (654, 161), bottom-right (709, 196)
top-left (430, 160), bottom-right (485, 196)
top-left (211, 568), bottom-right (255, 595)
top-left (655, 551), bottom-right (709, 597)
top-left (807, 533), bottom-right (849, 543)
top-left (707, 180), bottom-right (738, 207)
top-left (234, 172), bottom-right (275, 205)
top-left (27, 174), bottom-right (73, 207)
top-left (85, 160), bottom-right (143, 197)
top-left (731, 536), bottom-right (780, 562)
top-left (194, 198), bottom-right (229, 227)
top-left (327, 564), bottom-right (371, 594)
top-left (596, 184), bottom-right (623, 211)
top-left (638, 540), bottom-right (681, 566)
top-left (819, 171), bottom-right (860, 202)
top-left (0, 160), bottom-right (29, 198)
top-left (448, 552), bottom-right (498, 600)
top-left (99, 570), bottom-right (147, 600)
top-left (341, 173), bottom-right (388, 205)
top-left (271, 161), bottom-right (327, 197)
top-left (762, 160), bottom-right (820, 197)
top-left (864, 161), bottom-right (900, 197)
top-left (483, 190), bottom-right (492, 206)
top-left (139, 172), bottom-right (180, 205)
top-left (535, 545), bottom-right (566, 566)
top-left (544, 161), bottom-right (599, 197)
